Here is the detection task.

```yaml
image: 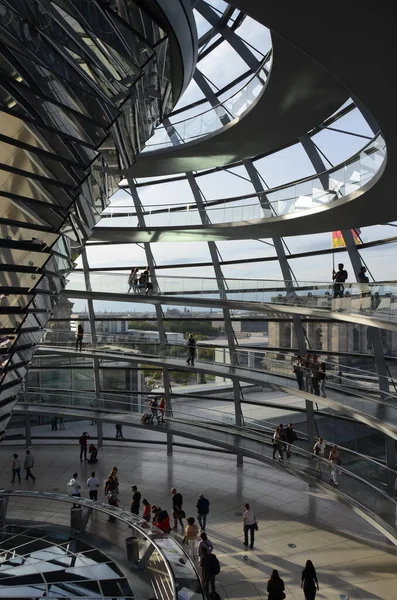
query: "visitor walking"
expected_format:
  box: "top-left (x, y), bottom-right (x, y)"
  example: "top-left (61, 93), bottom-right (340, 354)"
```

top-left (185, 333), bottom-right (196, 366)
top-left (200, 546), bottom-right (220, 597)
top-left (59, 416), bottom-right (65, 430)
top-left (115, 424), bottom-right (123, 439)
top-left (184, 516), bottom-right (199, 559)
top-left (303, 353), bottom-right (313, 393)
top-left (332, 263), bottom-right (348, 298)
top-left (293, 355), bottom-right (304, 390)
top-left (267, 569), bottom-right (285, 600)
top-left (79, 432), bottom-right (90, 461)
top-left (10, 453), bottom-right (21, 484)
top-left (158, 396), bottom-right (166, 422)
top-left (313, 437), bottom-right (326, 472)
top-left (272, 426), bottom-right (284, 461)
top-left (131, 485), bottom-right (141, 516)
top-left (319, 362), bottom-right (327, 397)
top-left (285, 423), bottom-right (298, 458)
top-left (198, 532), bottom-right (214, 562)
top-left (329, 444), bottom-right (340, 486)
top-left (128, 267), bottom-right (140, 293)
top-left (171, 487), bottom-right (185, 530)
top-left (310, 355), bottom-right (320, 396)
top-left (75, 324), bottom-right (84, 351)
top-left (67, 472), bottom-right (81, 506)
top-left (149, 397), bottom-right (159, 424)
top-left (24, 450), bottom-right (36, 481)
top-left (87, 472), bottom-right (100, 501)
top-left (243, 503), bottom-right (257, 549)
top-left (196, 494), bottom-right (210, 531)
top-left (301, 559), bottom-right (319, 600)
top-left (51, 416), bottom-right (57, 431)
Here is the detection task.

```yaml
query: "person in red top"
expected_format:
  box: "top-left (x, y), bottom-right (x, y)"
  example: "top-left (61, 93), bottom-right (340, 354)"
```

top-left (79, 432), bottom-right (90, 461)
top-left (152, 506), bottom-right (170, 533)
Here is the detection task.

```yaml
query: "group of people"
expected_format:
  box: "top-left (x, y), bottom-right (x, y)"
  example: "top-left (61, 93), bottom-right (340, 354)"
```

top-left (272, 423), bottom-right (298, 461)
top-left (127, 267), bottom-right (153, 295)
top-left (313, 437), bottom-right (341, 485)
top-left (79, 432), bottom-right (98, 463)
top-left (141, 396), bottom-right (166, 424)
top-left (292, 354), bottom-right (326, 397)
top-left (10, 450), bottom-right (36, 483)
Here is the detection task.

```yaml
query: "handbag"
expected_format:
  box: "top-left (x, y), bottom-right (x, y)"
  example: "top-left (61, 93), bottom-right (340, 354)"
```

top-left (281, 593), bottom-right (286, 599)
top-left (254, 522), bottom-right (259, 531)
top-left (179, 509), bottom-right (186, 518)
top-left (182, 536), bottom-right (188, 545)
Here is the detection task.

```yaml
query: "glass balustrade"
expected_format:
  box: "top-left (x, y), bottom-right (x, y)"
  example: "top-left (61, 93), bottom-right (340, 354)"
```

top-left (63, 272), bottom-right (397, 325)
top-left (16, 391), bottom-right (397, 529)
top-left (142, 58), bottom-right (272, 151)
top-left (38, 331), bottom-right (397, 436)
top-left (98, 133), bottom-right (385, 227)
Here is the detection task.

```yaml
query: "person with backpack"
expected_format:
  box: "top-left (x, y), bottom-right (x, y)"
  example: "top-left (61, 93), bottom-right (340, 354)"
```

top-left (200, 545), bottom-right (220, 597)
top-left (198, 532), bottom-right (214, 562)
top-left (196, 494), bottom-right (210, 531)
top-left (313, 437), bottom-right (326, 473)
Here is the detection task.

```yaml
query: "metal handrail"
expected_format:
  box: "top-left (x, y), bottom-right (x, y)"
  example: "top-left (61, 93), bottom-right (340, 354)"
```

top-left (16, 390), bottom-right (397, 477)
top-left (110, 132), bottom-right (383, 216)
top-left (144, 51), bottom-right (272, 147)
top-left (0, 490), bottom-right (183, 600)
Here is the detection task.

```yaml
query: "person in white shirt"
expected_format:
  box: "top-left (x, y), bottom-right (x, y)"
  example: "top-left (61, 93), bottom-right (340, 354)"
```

top-left (87, 471), bottom-right (100, 501)
top-left (313, 437), bottom-right (326, 473)
top-left (68, 472), bottom-right (81, 507)
top-left (243, 503), bottom-right (257, 549)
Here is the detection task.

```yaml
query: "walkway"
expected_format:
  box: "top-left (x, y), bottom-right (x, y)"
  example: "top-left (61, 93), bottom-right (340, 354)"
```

top-left (36, 346), bottom-right (397, 440)
top-left (121, 34), bottom-right (347, 178)
top-left (61, 286), bottom-right (397, 333)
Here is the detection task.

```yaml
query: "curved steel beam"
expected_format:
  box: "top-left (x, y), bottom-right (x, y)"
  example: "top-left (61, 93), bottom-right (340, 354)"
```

top-left (120, 33), bottom-right (348, 177)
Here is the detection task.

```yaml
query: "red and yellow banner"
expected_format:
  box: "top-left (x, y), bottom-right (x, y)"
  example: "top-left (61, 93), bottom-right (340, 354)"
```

top-left (331, 229), bottom-right (361, 248)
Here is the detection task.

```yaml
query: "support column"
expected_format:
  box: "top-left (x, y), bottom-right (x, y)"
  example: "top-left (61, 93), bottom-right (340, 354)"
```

top-left (82, 249), bottom-right (103, 446)
top-left (25, 415), bottom-right (31, 448)
top-left (342, 227), bottom-right (395, 494)
top-left (243, 159), bottom-right (317, 440)
top-left (128, 180), bottom-right (173, 455)
top-left (186, 173), bottom-right (245, 466)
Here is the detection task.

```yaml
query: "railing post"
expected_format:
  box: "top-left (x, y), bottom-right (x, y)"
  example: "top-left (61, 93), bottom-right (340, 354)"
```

top-left (25, 414), bottom-right (32, 448)
top-left (0, 496), bottom-right (8, 527)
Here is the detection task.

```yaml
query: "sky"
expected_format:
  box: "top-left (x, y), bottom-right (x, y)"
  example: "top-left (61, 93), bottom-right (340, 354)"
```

top-left (66, 3), bottom-right (393, 312)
